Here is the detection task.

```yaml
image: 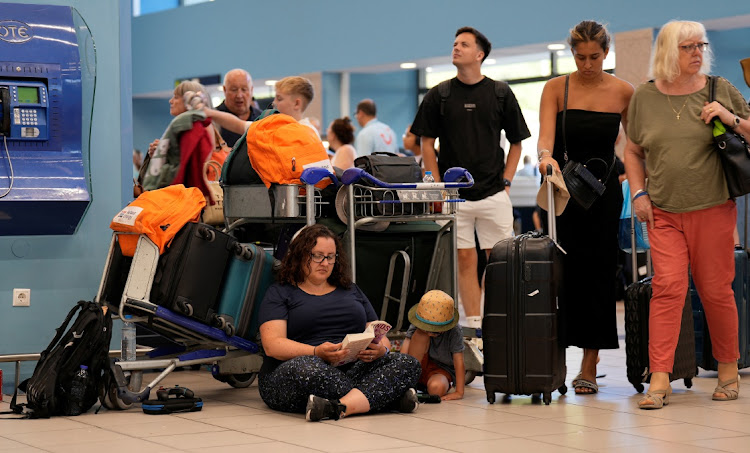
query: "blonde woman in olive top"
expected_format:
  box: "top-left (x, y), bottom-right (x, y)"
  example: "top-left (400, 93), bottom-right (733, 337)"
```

top-left (624, 20), bottom-right (750, 410)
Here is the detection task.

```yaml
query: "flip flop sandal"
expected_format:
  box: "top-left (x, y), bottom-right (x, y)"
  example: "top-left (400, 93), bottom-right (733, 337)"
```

top-left (573, 378), bottom-right (599, 394)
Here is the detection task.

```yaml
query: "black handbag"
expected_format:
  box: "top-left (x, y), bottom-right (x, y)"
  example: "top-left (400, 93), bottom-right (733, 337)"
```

top-left (560, 75), bottom-right (613, 210)
top-left (708, 76), bottom-right (750, 198)
top-left (353, 152), bottom-right (425, 215)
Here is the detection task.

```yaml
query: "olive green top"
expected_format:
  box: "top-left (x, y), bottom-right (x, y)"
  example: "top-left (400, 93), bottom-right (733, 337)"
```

top-left (627, 76), bottom-right (750, 213)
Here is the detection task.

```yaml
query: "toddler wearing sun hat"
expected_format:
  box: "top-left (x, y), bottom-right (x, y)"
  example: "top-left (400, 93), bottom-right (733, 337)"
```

top-left (401, 290), bottom-right (466, 400)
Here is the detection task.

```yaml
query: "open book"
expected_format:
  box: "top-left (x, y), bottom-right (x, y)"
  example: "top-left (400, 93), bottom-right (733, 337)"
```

top-left (334, 321), bottom-right (392, 367)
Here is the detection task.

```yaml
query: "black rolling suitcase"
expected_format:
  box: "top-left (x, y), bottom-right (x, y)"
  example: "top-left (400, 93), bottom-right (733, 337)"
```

top-left (623, 207), bottom-right (696, 392)
top-left (150, 222), bottom-right (237, 325)
top-left (483, 167), bottom-right (567, 405)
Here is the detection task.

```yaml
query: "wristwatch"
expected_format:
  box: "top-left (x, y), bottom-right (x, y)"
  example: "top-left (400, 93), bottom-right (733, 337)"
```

top-left (731, 115), bottom-right (741, 129)
top-left (503, 178), bottom-right (512, 188)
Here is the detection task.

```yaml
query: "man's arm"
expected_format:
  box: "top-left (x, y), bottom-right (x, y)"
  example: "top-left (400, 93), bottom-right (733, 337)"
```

top-left (203, 108), bottom-right (250, 135)
top-left (503, 142), bottom-right (523, 191)
top-left (420, 136), bottom-right (440, 181)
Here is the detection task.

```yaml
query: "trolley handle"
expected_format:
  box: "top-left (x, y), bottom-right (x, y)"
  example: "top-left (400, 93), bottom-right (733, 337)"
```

top-left (341, 167), bottom-right (474, 189)
top-left (300, 167), bottom-right (340, 187)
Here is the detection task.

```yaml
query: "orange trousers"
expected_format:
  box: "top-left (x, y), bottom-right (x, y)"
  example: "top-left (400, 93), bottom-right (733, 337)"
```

top-left (648, 200), bottom-right (739, 372)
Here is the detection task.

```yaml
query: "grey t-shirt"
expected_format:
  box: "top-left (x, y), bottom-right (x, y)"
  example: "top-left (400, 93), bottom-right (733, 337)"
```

top-left (405, 324), bottom-right (465, 376)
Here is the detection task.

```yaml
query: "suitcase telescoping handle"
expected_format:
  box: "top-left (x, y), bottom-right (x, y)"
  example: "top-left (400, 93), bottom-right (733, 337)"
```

top-left (545, 164), bottom-right (557, 242)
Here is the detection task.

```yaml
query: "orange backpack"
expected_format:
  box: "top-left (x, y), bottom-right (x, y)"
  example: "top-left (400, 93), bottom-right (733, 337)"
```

top-left (110, 184), bottom-right (206, 256)
top-left (246, 113), bottom-right (333, 188)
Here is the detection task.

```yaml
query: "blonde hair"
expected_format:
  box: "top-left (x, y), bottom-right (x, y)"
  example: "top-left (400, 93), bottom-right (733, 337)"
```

top-left (650, 20), bottom-right (712, 82)
top-left (275, 76), bottom-right (314, 109)
top-left (174, 80), bottom-right (212, 108)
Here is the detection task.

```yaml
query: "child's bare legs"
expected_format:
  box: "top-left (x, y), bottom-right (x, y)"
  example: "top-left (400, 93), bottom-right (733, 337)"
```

top-left (426, 374), bottom-right (451, 397)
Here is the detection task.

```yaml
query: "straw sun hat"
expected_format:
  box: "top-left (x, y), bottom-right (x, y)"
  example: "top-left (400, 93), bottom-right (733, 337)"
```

top-left (407, 290), bottom-right (460, 333)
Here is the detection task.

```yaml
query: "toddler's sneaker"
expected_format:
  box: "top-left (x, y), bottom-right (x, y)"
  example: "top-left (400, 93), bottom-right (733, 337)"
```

top-left (305, 395), bottom-right (346, 421)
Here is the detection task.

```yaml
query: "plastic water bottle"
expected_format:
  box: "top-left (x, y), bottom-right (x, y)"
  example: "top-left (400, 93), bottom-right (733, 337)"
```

top-left (121, 315), bottom-right (136, 362)
top-left (68, 365), bottom-right (89, 416)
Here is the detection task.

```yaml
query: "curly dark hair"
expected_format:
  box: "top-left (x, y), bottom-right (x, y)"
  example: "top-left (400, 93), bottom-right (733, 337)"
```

top-left (330, 117), bottom-right (355, 145)
top-left (278, 224), bottom-right (352, 288)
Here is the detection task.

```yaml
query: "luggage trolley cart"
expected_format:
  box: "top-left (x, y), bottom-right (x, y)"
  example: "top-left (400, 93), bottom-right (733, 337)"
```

top-left (222, 168), bottom-right (339, 233)
top-left (96, 169), bottom-right (336, 410)
top-left (339, 167), bottom-right (484, 381)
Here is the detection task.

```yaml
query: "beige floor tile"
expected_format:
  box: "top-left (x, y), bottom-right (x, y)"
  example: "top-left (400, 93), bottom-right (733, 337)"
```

top-left (204, 412), bottom-right (303, 430)
top-left (605, 439), bottom-right (727, 453)
top-left (384, 425), bottom-right (509, 447)
top-left (254, 423), bottom-right (419, 452)
top-left (561, 408), bottom-right (677, 427)
top-left (4, 427), bottom-right (129, 449)
top-left (0, 416), bottom-right (89, 435)
top-left (185, 442), bottom-right (322, 452)
top-left (471, 418), bottom-right (597, 437)
top-left (145, 430), bottom-right (274, 449)
top-left (0, 437), bottom-right (38, 452)
top-left (686, 435), bottom-right (750, 453)
top-left (534, 429), bottom-right (655, 451)
top-left (45, 437), bottom-right (180, 453)
top-left (614, 422), bottom-right (746, 442)
top-left (102, 416), bottom-right (226, 437)
top-left (442, 437), bottom-right (587, 453)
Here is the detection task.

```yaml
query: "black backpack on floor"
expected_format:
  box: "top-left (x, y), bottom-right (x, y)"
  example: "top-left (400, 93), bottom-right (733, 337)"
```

top-left (4, 300), bottom-right (113, 419)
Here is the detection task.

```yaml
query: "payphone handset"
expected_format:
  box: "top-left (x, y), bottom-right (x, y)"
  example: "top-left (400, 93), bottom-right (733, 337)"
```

top-left (0, 80), bottom-right (49, 140)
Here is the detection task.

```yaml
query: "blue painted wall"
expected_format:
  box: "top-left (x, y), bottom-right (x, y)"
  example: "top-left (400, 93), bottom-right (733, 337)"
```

top-left (130, 0), bottom-right (750, 96)
top-left (0, 0), bottom-right (132, 392)
top-left (133, 98), bottom-right (171, 158)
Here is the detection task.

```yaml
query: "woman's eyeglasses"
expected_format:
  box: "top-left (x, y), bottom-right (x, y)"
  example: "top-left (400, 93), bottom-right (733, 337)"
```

top-left (310, 253), bottom-right (338, 263)
top-left (679, 42), bottom-right (709, 53)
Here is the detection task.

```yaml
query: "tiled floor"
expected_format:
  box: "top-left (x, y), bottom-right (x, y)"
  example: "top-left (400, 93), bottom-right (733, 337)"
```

top-left (2, 302), bottom-right (750, 452)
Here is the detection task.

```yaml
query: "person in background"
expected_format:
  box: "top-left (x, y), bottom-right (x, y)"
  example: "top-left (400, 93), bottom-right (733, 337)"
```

top-left (328, 117), bottom-right (357, 170)
top-left (215, 69), bottom-right (262, 146)
top-left (353, 99), bottom-right (399, 157)
top-left (257, 224), bottom-right (421, 421)
top-left (411, 26), bottom-right (530, 333)
top-left (537, 20), bottom-right (633, 394)
top-left (401, 290), bottom-right (466, 401)
top-left (515, 155), bottom-right (538, 177)
top-left (625, 20), bottom-right (750, 409)
top-left (140, 80), bottom-right (216, 200)
top-left (403, 125), bottom-right (423, 167)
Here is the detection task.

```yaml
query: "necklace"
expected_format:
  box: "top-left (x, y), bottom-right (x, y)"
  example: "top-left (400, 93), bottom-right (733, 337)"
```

top-left (666, 93), bottom-right (690, 120)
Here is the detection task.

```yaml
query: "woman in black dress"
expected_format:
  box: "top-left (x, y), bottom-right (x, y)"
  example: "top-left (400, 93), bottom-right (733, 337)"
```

top-left (537, 20), bottom-right (634, 394)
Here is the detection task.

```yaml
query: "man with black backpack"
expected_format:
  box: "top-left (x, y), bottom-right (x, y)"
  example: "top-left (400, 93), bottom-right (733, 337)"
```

top-left (410, 26), bottom-right (531, 333)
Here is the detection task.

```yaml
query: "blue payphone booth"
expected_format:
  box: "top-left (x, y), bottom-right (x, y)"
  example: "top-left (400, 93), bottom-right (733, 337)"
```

top-left (0, 3), bottom-right (91, 235)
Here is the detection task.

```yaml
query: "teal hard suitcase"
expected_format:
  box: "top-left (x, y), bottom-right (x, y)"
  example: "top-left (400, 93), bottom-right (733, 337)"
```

top-left (215, 243), bottom-right (279, 339)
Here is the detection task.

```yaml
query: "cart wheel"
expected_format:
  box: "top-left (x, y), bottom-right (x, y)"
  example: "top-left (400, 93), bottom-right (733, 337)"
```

top-left (465, 370), bottom-right (477, 385)
top-left (225, 373), bottom-right (257, 388)
top-left (634, 383), bottom-right (645, 393)
top-left (99, 370), bottom-right (143, 411)
top-left (558, 384), bottom-right (567, 395)
top-left (543, 392), bottom-right (552, 405)
top-left (486, 391), bottom-right (495, 404)
top-left (684, 378), bottom-right (693, 389)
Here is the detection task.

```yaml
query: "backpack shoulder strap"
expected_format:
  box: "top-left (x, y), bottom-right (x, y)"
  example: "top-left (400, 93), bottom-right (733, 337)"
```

top-left (438, 80), bottom-right (451, 116)
top-left (494, 80), bottom-right (508, 105)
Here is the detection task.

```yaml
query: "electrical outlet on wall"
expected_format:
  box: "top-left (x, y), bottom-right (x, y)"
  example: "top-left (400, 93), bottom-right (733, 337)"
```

top-left (13, 288), bottom-right (30, 307)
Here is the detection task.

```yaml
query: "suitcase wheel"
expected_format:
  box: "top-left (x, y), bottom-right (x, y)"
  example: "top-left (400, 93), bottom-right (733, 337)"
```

top-left (486, 391), bottom-right (495, 404)
top-left (684, 378), bottom-right (693, 389)
top-left (176, 300), bottom-right (194, 317)
top-left (558, 384), bottom-right (567, 395)
top-left (543, 392), bottom-right (552, 405)
top-left (531, 393), bottom-right (542, 404)
top-left (198, 226), bottom-right (216, 242)
top-left (235, 243), bottom-right (254, 260)
top-left (223, 323), bottom-right (235, 337)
